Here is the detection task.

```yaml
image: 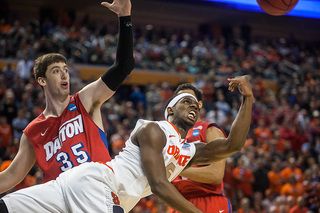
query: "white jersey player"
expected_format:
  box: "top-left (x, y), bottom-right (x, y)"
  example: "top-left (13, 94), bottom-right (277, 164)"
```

top-left (1, 75), bottom-right (254, 213)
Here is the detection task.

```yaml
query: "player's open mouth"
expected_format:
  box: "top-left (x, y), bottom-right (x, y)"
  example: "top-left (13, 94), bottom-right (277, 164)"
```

top-left (188, 110), bottom-right (196, 121)
top-left (61, 82), bottom-right (68, 89)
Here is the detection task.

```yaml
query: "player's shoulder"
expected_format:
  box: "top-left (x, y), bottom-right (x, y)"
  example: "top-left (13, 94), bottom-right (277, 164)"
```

top-left (69, 93), bottom-right (79, 103)
top-left (140, 120), bottom-right (161, 131)
top-left (26, 112), bottom-right (45, 126)
top-left (131, 119), bottom-right (161, 135)
top-left (191, 121), bottom-right (219, 132)
top-left (207, 122), bottom-right (227, 138)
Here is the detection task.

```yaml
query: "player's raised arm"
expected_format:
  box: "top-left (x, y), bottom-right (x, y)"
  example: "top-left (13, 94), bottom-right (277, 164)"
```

top-left (79, 0), bottom-right (134, 114)
top-left (190, 75), bottom-right (253, 165)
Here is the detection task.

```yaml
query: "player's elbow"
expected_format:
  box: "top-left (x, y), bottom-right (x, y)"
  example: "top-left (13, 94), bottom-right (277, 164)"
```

top-left (210, 173), bottom-right (224, 184)
top-left (149, 180), bottom-right (168, 196)
top-left (205, 168), bottom-right (224, 184)
top-left (226, 138), bottom-right (244, 153)
top-left (119, 57), bottom-right (135, 73)
top-left (127, 57), bottom-right (135, 71)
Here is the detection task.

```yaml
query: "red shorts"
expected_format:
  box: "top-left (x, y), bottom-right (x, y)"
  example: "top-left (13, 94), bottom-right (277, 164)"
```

top-left (171, 194), bottom-right (232, 213)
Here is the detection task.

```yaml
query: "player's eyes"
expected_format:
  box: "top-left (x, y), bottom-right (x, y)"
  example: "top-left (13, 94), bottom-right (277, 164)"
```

top-left (53, 69), bottom-right (68, 73)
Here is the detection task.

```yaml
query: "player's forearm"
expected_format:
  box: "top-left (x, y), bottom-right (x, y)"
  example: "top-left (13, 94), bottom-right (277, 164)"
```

top-left (150, 181), bottom-right (202, 213)
top-left (180, 168), bottom-right (223, 184)
top-left (226, 95), bottom-right (253, 152)
top-left (101, 16), bottom-right (135, 91)
top-left (0, 170), bottom-right (22, 194)
top-left (181, 160), bottom-right (225, 184)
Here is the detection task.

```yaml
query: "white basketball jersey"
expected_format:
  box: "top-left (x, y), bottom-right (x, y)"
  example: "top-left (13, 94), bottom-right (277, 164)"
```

top-left (106, 119), bottom-right (196, 212)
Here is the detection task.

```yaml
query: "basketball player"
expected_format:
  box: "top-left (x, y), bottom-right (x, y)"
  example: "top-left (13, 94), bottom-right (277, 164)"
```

top-left (0, 0), bottom-right (134, 192)
top-left (172, 83), bottom-right (232, 213)
top-left (0, 75), bottom-right (253, 213)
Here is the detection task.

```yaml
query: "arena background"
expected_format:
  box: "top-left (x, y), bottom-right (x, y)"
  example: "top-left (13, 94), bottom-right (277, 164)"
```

top-left (0, 0), bottom-right (320, 212)
top-left (1, 0), bottom-right (320, 85)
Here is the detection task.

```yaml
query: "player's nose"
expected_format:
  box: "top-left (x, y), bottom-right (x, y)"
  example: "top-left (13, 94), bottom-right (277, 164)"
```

top-left (190, 100), bottom-right (198, 110)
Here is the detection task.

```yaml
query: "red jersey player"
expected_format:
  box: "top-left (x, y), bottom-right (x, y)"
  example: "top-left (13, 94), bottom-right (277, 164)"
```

top-left (172, 83), bottom-right (232, 213)
top-left (0, 0), bottom-right (134, 192)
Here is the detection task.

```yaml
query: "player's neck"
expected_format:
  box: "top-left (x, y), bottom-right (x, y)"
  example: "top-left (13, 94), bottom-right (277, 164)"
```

top-left (174, 122), bottom-right (193, 139)
top-left (176, 126), bottom-right (188, 139)
top-left (43, 94), bottom-right (70, 118)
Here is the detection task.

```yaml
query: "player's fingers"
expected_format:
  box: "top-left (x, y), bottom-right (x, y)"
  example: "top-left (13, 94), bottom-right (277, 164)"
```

top-left (101, 2), bottom-right (112, 8)
top-left (227, 78), bottom-right (242, 84)
top-left (228, 82), bottom-right (233, 89)
top-left (228, 82), bottom-right (236, 92)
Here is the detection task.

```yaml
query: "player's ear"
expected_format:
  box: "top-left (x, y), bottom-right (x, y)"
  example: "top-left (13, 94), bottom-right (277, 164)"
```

top-left (167, 107), bottom-right (174, 117)
top-left (198, 100), bottom-right (203, 109)
top-left (37, 77), bottom-right (46, 87)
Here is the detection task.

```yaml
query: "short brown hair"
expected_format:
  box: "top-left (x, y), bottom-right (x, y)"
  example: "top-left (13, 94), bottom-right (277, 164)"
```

top-left (33, 53), bottom-right (67, 80)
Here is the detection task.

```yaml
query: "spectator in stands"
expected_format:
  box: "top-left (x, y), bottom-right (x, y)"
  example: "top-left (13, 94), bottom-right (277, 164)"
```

top-left (232, 157), bottom-right (255, 198)
top-left (286, 196), bottom-right (296, 212)
top-left (268, 161), bottom-right (285, 195)
top-left (0, 89), bottom-right (17, 125)
top-left (281, 157), bottom-right (303, 183)
top-left (280, 174), bottom-right (305, 201)
top-left (130, 85), bottom-right (147, 110)
top-left (159, 81), bottom-right (173, 103)
top-left (200, 77), bottom-right (215, 112)
top-left (145, 83), bottom-right (161, 119)
top-left (1, 62), bottom-right (15, 89)
top-left (0, 116), bottom-right (12, 159)
top-left (289, 196), bottom-right (309, 213)
top-left (11, 108), bottom-right (28, 141)
top-left (253, 158), bottom-right (269, 196)
top-left (16, 51), bottom-right (33, 83)
top-left (262, 190), bottom-right (276, 212)
top-left (237, 197), bottom-right (254, 213)
top-left (254, 118), bottom-right (273, 143)
top-left (215, 89), bottom-right (231, 117)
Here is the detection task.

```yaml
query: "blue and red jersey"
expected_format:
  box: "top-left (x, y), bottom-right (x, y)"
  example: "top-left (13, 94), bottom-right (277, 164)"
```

top-left (172, 121), bottom-right (227, 199)
top-left (24, 92), bottom-right (111, 183)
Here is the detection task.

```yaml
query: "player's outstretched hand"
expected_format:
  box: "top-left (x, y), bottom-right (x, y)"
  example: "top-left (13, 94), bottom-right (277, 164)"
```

top-left (227, 75), bottom-right (253, 98)
top-left (101, 0), bottom-right (131, 17)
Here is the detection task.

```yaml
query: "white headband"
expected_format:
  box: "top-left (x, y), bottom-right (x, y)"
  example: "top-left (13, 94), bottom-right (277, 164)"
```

top-left (164, 93), bottom-right (198, 120)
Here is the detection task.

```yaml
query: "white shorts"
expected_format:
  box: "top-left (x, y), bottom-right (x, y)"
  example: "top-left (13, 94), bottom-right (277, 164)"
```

top-left (2, 162), bottom-right (124, 213)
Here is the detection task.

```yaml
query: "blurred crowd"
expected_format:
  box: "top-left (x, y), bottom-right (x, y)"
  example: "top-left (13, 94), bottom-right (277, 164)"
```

top-left (0, 13), bottom-right (320, 213)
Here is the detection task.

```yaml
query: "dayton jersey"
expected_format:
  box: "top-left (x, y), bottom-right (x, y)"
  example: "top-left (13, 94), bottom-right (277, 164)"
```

top-left (106, 119), bottom-right (196, 212)
top-left (24, 92), bottom-right (111, 183)
top-left (172, 121), bottom-right (227, 198)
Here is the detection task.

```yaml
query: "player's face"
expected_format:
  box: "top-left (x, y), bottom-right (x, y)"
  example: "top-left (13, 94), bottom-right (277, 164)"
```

top-left (177, 89), bottom-right (203, 109)
top-left (43, 62), bottom-right (70, 97)
top-left (174, 96), bottom-right (199, 126)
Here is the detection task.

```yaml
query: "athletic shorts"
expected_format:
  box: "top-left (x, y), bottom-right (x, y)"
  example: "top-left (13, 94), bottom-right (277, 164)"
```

top-left (2, 162), bottom-right (124, 213)
top-left (171, 194), bottom-right (232, 213)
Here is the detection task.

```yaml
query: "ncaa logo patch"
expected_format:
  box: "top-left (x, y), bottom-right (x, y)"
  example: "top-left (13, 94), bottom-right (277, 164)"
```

top-left (182, 143), bottom-right (191, 150)
top-left (182, 143), bottom-right (191, 148)
top-left (68, 104), bottom-right (77, 112)
top-left (192, 130), bottom-right (200, 137)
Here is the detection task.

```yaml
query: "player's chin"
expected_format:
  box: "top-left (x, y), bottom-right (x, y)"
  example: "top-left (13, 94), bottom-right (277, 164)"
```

top-left (61, 89), bottom-right (70, 96)
top-left (185, 116), bottom-right (196, 125)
